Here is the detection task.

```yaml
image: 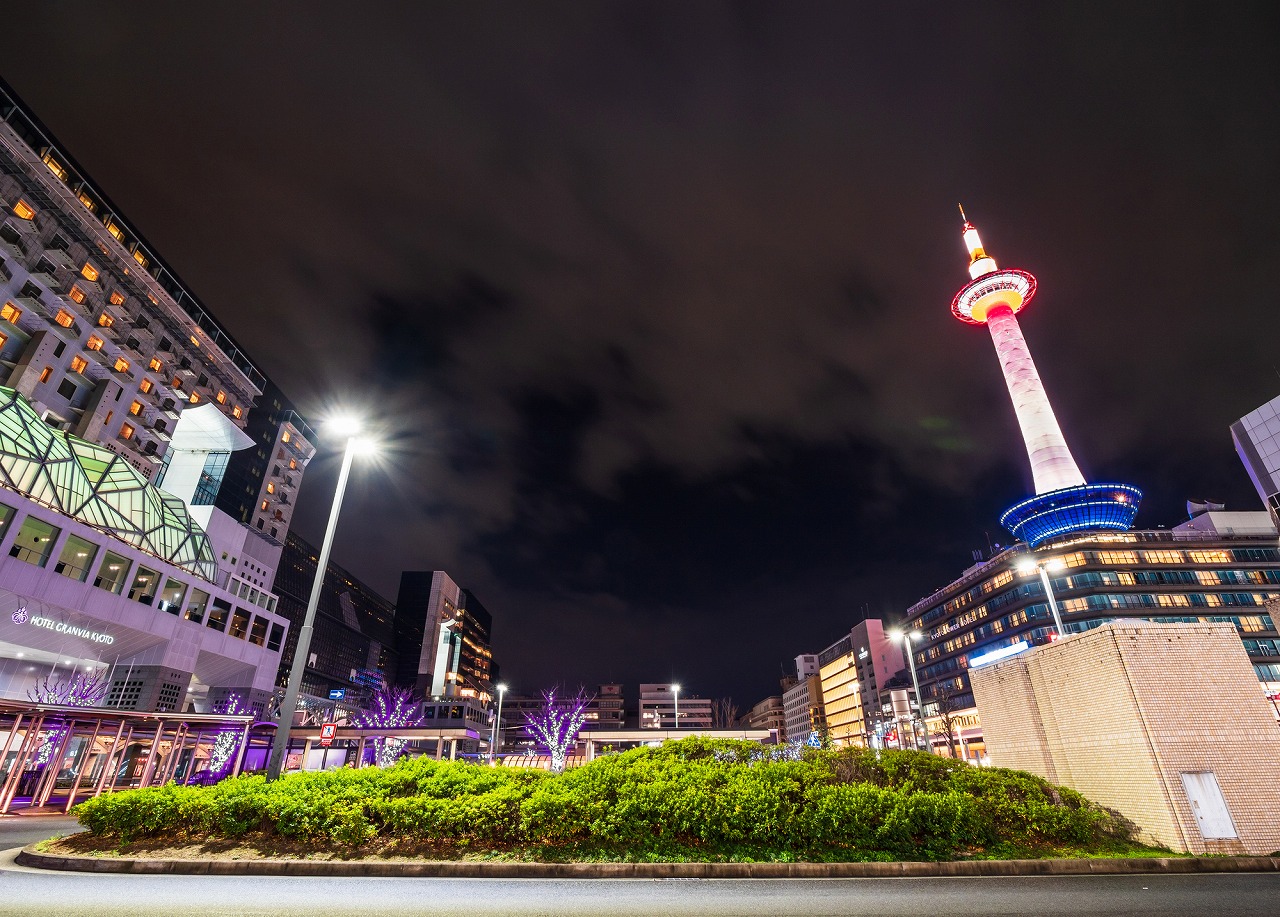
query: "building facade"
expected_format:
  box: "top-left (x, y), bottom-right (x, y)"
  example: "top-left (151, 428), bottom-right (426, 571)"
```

top-left (272, 531), bottom-right (398, 720)
top-left (639, 683), bottom-right (712, 729)
top-left (740, 695), bottom-right (786, 741)
top-left (1231, 394), bottom-right (1280, 529)
top-left (393, 571), bottom-right (494, 701)
top-left (782, 672), bottom-right (825, 744)
top-left (816, 620), bottom-right (905, 747)
top-left (904, 517), bottom-right (1280, 755)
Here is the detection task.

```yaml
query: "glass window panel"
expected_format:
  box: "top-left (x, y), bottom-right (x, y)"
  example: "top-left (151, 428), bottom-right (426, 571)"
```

top-left (207, 598), bottom-right (231, 632)
top-left (0, 503), bottom-right (14, 542)
top-left (228, 607), bottom-right (251, 640)
top-left (248, 616), bottom-right (268, 647)
top-left (185, 588), bottom-right (209, 624)
top-left (93, 551), bottom-right (131, 594)
top-left (157, 577), bottom-right (187, 615)
top-left (54, 533), bottom-right (98, 582)
top-left (128, 565), bottom-right (159, 604)
top-left (267, 623), bottom-right (284, 652)
top-left (8, 516), bottom-right (60, 567)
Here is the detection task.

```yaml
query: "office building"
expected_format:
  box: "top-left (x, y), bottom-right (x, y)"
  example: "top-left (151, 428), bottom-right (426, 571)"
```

top-left (782, 653), bottom-right (826, 744)
top-left (903, 514), bottom-right (1280, 756)
top-left (393, 571), bottom-right (495, 701)
top-left (270, 532), bottom-right (398, 720)
top-left (971, 620), bottom-right (1280, 855)
top-left (1231, 394), bottom-right (1280, 531)
top-left (740, 695), bottom-right (786, 741)
top-left (640, 683), bottom-right (712, 729)
top-left (817, 620), bottom-right (905, 747)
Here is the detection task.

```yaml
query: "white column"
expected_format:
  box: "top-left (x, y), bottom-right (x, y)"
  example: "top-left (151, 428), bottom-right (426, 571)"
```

top-left (986, 306), bottom-right (1085, 494)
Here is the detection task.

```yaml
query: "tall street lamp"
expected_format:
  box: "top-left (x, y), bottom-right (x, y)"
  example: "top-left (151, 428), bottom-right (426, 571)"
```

top-left (489, 683), bottom-right (507, 764)
top-left (1015, 556), bottom-right (1068, 638)
top-left (890, 630), bottom-right (928, 753)
top-left (671, 683), bottom-right (680, 730)
top-left (267, 418), bottom-right (375, 780)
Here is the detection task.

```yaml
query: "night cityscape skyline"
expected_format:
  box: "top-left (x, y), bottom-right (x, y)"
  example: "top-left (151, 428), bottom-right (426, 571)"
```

top-left (4, 3), bottom-right (1279, 708)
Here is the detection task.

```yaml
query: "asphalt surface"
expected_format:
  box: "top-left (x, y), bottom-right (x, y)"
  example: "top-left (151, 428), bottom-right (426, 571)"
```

top-left (4, 817), bottom-right (1280, 916)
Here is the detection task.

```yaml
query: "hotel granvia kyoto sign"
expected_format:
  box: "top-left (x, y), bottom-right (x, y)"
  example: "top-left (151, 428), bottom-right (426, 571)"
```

top-left (20, 612), bottom-right (115, 645)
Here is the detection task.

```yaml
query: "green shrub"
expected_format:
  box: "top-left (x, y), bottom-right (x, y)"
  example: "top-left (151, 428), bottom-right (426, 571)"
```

top-left (72, 741), bottom-right (1136, 859)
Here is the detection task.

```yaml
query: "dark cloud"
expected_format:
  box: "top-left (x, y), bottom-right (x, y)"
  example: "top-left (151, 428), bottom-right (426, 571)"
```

top-left (5, 2), bottom-right (1279, 704)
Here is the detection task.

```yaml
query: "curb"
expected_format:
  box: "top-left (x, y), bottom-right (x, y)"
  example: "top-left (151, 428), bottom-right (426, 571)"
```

top-left (15, 847), bottom-right (1280, 878)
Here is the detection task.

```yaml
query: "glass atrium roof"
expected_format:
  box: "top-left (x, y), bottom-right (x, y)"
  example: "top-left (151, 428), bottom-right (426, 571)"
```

top-left (0, 386), bottom-right (217, 580)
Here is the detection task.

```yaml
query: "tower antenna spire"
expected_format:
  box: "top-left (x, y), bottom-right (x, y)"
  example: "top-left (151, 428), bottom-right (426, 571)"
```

top-left (957, 202), bottom-right (967, 223)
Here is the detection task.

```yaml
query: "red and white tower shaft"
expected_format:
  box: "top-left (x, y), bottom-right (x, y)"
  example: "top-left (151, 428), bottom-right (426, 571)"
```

top-left (952, 213), bottom-right (1085, 495)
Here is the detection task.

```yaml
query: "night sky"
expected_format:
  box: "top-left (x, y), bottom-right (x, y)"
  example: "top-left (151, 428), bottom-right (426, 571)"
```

top-left (6, 3), bottom-right (1280, 709)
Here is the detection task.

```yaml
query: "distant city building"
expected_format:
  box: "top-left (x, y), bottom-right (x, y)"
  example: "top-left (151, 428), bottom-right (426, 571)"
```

top-left (640, 683), bottom-right (712, 729)
top-left (393, 571), bottom-right (495, 701)
top-left (817, 620), bottom-right (905, 747)
top-left (971, 620), bottom-right (1280, 855)
top-left (215, 378), bottom-right (315, 544)
top-left (782, 656), bottom-right (826, 744)
top-left (740, 695), bottom-right (786, 741)
top-left (1231, 395), bottom-right (1280, 530)
top-left (903, 516), bottom-right (1280, 758)
top-left (272, 532), bottom-right (397, 720)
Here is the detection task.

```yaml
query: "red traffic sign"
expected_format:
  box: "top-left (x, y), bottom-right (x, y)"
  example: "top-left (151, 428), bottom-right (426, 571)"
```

top-left (319, 722), bottom-right (337, 747)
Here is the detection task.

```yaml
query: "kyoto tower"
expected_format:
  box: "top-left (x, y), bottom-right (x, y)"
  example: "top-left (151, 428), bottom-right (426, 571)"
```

top-left (951, 207), bottom-right (1140, 545)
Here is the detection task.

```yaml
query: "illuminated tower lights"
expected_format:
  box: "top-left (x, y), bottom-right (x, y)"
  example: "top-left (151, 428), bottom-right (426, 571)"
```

top-left (951, 207), bottom-right (1141, 546)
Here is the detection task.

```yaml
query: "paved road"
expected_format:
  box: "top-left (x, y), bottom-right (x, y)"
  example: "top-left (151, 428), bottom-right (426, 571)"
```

top-left (3, 818), bottom-right (1280, 917)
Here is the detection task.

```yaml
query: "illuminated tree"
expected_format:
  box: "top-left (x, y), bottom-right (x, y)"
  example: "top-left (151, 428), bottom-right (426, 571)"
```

top-left (207, 694), bottom-right (251, 778)
top-left (27, 669), bottom-right (109, 706)
top-left (351, 687), bottom-right (422, 767)
top-left (525, 688), bottom-right (593, 773)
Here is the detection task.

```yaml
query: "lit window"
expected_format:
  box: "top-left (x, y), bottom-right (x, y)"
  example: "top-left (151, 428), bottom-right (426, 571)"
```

top-left (113, 357), bottom-right (130, 373)
top-left (139, 378), bottom-right (154, 394)
top-left (189, 335), bottom-right (200, 348)
top-left (149, 357), bottom-right (162, 372)
top-left (12, 200), bottom-right (35, 220)
top-left (189, 391), bottom-right (200, 404)
top-left (120, 422), bottom-right (135, 440)
top-left (0, 330), bottom-right (6, 349)
top-left (216, 390), bottom-right (226, 404)
top-left (129, 400), bottom-right (143, 416)
top-left (260, 500), bottom-right (269, 511)
top-left (266, 482), bottom-right (275, 494)
top-left (70, 355), bottom-right (88, 374)
top-left (68, 285), bottom-right (86, 304)
top-left (172, 376), bottom-right (183, 390)
top-left (1, 302), bottom-right (21, 323)
top-left (86, 335), bottom-right (104, 351)
top-left (104, 410), bottom-right (113, 425)
top-left (106, 221), bottom-right (124, 241)
top-left (39, 366), bottom-right (52, 383)
top-left (231, 405), bottom-right (243, 419)
top-left (109, 290), bottom-right (125, 306)
top-left (42, 152), bottom-right (68, 180)
top-left (288, 458), bottom-right (297, 470)
top-left (54, 309), bottom-right (75, 328)
top-left (98, 312), bottom-right (115, 328)
top-left (281, 431), bottom-right (291, 444)
top-left (133, 249), bottom-right (148, 268)
top-left (80, 263), bottom-right (100, 282)
top-left (77, 190), bottom-right (97, 212)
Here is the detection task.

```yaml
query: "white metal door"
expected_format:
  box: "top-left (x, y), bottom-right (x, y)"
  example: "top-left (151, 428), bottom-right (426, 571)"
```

top-left (1180, 771), bottom-right (1238, 839)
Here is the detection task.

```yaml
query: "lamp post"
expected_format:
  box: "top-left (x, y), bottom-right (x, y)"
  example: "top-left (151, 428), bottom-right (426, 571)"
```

top-left (1015, 556), bottom-right (1068, 638)
top-left (267, 419), bottom-right (374, 781)
top-left (671, 683), bottom-right (680, 730)
top-left (489, 683), bottom-right (507, 764)
top-left (891, 630), bottom-right (928, 753)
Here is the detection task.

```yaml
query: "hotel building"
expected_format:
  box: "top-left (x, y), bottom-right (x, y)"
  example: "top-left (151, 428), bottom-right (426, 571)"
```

top-left (393, 571), bottom-right (495, 701)
top-left (817, 620), bottom-right (905, 747)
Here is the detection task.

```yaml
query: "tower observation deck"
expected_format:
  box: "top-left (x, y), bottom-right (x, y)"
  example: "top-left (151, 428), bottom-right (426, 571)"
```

top-left (951, 207), bottom-right (1140, 545)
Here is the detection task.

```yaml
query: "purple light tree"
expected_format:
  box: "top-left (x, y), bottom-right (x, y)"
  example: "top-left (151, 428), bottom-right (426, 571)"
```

top-left (207, 694), bottom-right (251, 779)
top-left (525, 688), bottom-right (593, 773)
top-left (28, 669), bottom-right (111, 767)
top-left (351, 687), bottom-right (422, 767)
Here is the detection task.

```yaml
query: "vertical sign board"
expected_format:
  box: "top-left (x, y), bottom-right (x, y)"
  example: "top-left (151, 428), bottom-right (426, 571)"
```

top-left (1180, 771), bottom-right (1238, 839)
top-left (319, 722), bottom-right (337, 748)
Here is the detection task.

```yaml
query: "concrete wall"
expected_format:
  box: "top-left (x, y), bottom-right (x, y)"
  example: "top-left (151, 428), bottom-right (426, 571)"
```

top-left (971, 621), bottom-right (1280, 855)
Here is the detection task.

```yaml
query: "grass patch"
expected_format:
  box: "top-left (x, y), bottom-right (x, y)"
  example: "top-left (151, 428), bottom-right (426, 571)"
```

top-left (68, 739), bottom-right (1162, 863)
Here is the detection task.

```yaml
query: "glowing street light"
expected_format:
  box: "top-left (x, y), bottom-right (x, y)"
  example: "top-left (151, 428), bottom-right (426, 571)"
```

top-left (489, 682), bottom-right (508, 764)
top-left (671, 683), bottom-right (680, 730)
top-left (267, 416), bottom-right (378, 780)
top-left (1015, 556), bottom-right (1068, 638)
top-left (889, 630), bottom-right (928, 753)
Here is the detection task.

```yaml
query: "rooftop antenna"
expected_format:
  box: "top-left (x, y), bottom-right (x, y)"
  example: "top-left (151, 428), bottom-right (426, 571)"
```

top-left (957, 202), bottom-right (968, 222)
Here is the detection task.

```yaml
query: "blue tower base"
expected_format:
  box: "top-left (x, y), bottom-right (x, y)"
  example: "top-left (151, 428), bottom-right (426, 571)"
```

top-left (1000, 483), bottom-right (1143, 546)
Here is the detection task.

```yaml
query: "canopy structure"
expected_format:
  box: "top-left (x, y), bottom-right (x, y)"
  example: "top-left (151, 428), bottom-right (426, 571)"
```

top-left (0, 386), bottom-right (217, 579)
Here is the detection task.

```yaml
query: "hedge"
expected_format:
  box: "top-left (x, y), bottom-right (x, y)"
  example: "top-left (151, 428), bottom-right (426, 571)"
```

top-left (73, 739), bottom-right (1137, 861)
